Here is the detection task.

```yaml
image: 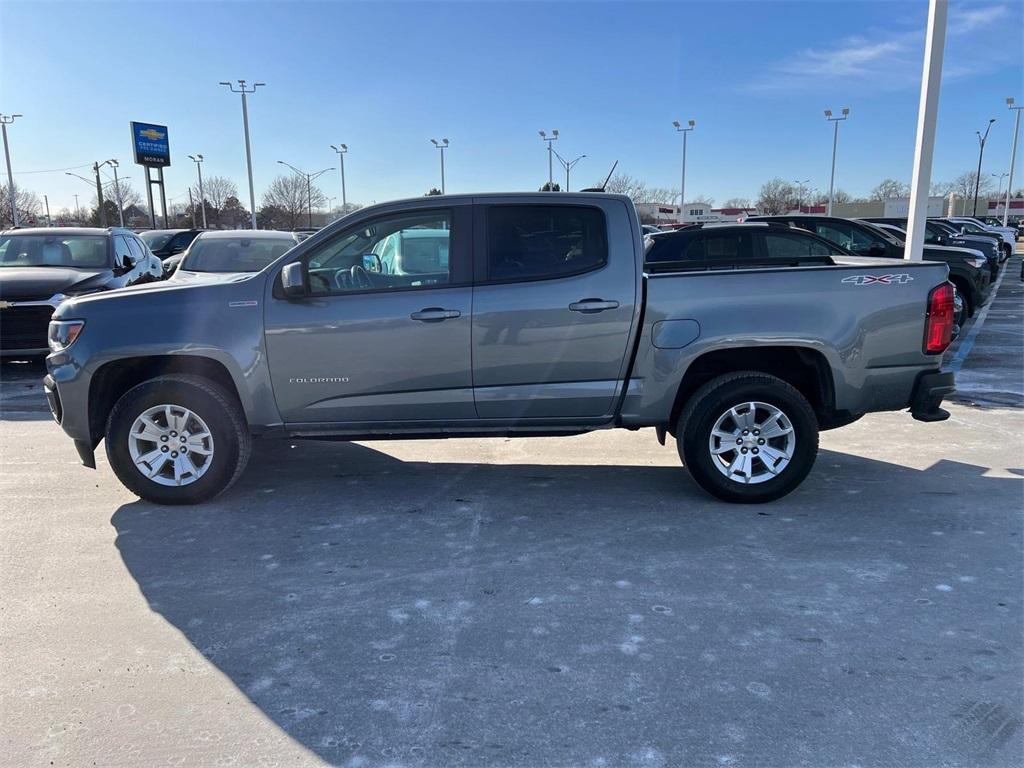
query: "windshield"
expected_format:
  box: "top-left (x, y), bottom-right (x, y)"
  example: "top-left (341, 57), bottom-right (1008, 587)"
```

top-left (181, 236), bottom-right (295, 273)
top-left (955, 221), bottom-right (986, 234)
top-left (139, 231), bottom-right (176, 250)
top-left (0, 234), bottom-right (108, 269)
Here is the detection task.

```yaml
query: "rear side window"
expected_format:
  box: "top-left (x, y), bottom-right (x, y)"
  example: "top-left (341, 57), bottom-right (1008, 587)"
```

top-left (762, 232), bottom-right (839, 258)
top-left (486, 205), bottom-right (607, 282)
top-left (683, 232), bottom-right (749, 260)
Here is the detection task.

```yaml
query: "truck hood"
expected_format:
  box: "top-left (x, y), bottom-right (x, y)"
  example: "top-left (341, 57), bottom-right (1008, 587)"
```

top-left (925, 244), bottom-right (984, 260)
top-left (0, 267), bottom-right (112, 301)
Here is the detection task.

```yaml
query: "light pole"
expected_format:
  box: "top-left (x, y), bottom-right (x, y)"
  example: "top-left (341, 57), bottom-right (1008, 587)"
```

top-left (824, 108), bottom-right (850, 216)
top-left (672, 120), bottom-right (695, 222)
top-left (972, 118), bottom-right (996, 217)
top-left (73, 194), bottom-right (80, 220)
top-left (1, 113), bottom-right (22, 227)
top-left (430, 139), bottom-right (449, 193)
top-left (1003, 97), bottom-right (1023, 226)
top-left (107, 159), bottom-right (124, 226)
top-left (793, 179), bottom-right (810, 212)
top-left (539, 130), bottom-right (559, 189)
top-left (219, 79), bottom-right (265, 229)
top-left (277, 160), bottom-right (333, 228)
top-left (991, 171), bottom-right (1009, 208)
top-left (330, 144), bottom-right (348, 209)
top-left (188, 154), bottom-right (207, 228)
top-left (553, 150), bottom-right (585, 192)
top-left (66, 169), bottom-right (117, 226)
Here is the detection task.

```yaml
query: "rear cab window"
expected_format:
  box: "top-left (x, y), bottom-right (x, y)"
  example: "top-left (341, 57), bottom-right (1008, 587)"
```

top-left (483, 205), bottom-right (607, 283)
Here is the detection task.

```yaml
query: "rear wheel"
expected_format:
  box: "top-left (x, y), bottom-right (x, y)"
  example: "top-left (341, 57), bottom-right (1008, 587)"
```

top-left (105, 374), bottom-right (251, 505)
top-left (677, 372), bottom-right (819, 503)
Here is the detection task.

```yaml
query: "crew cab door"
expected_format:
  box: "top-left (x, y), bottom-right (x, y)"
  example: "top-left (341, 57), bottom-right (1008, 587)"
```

top-left (264, 204), bottom-right (475, 424)
top-left (470, 199), bottom-right (638, 419)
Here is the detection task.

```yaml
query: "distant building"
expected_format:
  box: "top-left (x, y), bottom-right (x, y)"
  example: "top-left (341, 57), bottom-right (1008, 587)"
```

top-left (987, 198), bottom-right (1023, 218)
top-left (635, 203), bottom-right (680, 225)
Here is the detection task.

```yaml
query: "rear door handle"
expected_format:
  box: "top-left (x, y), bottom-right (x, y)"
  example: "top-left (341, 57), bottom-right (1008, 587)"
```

top-left (568, 299), bottom-right (620, 314)
top-left (410, 307), bottom-right (461, 322)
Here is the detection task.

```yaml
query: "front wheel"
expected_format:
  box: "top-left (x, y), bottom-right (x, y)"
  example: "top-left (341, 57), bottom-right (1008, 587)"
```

top-left (677, 372), bottom-right (819, 503)
top-left (105, 374), bottom-right (252, 505)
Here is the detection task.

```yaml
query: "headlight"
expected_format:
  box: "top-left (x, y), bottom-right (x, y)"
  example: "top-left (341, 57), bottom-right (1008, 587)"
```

top-left (967, 257), bottom-right (987, 269)
top-left (48, 319), bottom-right (85, 352)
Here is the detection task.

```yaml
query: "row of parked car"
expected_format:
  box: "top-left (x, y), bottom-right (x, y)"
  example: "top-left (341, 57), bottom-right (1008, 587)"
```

top-left (0, 226), bottom-right (305, 355)
top-left (644, 214), bottom-right (1016, 327)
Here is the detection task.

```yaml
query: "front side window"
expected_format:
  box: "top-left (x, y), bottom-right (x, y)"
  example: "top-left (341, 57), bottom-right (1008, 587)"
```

top-left (183, 237), bottom-right (296, 273)
top-left (139, 231), bottom-right (174, 250)
top-left (485, 205), bottom-right (607, 282)
top-left (305, 210), bottom-right (452, 295)
top-left (0, 234), bottom-right (109, 268)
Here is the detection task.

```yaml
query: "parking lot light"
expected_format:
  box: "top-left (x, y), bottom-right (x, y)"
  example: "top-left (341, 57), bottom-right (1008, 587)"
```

top-left (1003, 98), bottom-right (1022, 226)
top-left (430, 139), bottom-right (449, 194)
top-left (971, 118), bottom-right (996, 217)
top-left (219, 80), bottom-right (265, 229)
top-left (330, 144), bottom-right (348, 208)
top-left (1, 113), bottom-right (23, 227)
top-left (553, 150), bottom-right (586, 192)
top-left (539, 130), bottom-right (559, 189)
top-left (107, 159), bottom-right (125, 227)
top-left (673, 120), bottom-right (695, 223)
top-left (188, 154), bottom-right (207, 229)
top-left (825, 108), bottom-right (850, 216)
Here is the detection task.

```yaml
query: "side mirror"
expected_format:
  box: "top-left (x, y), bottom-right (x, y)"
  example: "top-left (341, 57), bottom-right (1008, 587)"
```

top-left (868, 243), bottom-right (887, 257)
top-left (281, 262), bottom-right (308, 298)
top-left (362, 253), bottom-right (382, 273)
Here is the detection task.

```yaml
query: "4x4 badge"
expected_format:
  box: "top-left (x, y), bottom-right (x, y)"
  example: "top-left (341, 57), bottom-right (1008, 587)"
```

top-left (842, 274), bottom-right (914, 285)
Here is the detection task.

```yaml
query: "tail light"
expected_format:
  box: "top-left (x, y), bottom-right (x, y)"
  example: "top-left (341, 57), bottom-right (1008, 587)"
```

top-left (924, 282), bottom-right (955, 354)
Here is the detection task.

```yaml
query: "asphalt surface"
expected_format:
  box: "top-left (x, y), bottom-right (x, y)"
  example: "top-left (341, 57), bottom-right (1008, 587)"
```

top-left (2, 251), bottom-right (1022, 768)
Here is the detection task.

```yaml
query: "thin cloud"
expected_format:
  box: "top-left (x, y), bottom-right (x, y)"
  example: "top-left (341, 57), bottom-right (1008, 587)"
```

top-left (950, 4), bottom-right (1009, 34)
top-left (747, 2), bottom-right (1012, 93)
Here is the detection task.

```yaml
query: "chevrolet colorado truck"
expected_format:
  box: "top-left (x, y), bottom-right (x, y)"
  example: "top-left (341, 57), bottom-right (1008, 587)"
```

top-left (44, 193), bottom-right (956, 505)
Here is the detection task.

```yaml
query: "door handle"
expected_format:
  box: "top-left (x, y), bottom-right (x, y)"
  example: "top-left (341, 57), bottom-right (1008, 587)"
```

top-left (410, 307), bottom-right (461, 322)
top-left (568, 299), bottom-right (620, 314)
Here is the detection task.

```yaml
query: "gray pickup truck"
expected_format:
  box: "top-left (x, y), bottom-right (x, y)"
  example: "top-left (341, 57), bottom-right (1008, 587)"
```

top-left (44, 193), bottom-right (956, 505)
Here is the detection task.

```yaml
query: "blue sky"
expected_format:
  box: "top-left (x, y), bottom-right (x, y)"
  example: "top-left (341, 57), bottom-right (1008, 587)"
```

top-left (2, 0), bottom-right (1021, 213)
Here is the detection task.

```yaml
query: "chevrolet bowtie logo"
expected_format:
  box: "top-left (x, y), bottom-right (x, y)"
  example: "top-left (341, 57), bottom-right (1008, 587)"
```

top-left (139, 128), bottom-right (165, 140)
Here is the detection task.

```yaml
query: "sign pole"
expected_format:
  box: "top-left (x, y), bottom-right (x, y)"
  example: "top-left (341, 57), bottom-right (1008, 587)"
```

top-left (157, 167), bottom-right (168, 227)
top-left (145, 168), bottom-right (156, 229)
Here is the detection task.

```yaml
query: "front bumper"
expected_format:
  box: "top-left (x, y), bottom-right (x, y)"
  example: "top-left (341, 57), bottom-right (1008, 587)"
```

top-left (44, 372), bottom-right (96, 468)
top-left (909, 370), bottom-right (955, 422)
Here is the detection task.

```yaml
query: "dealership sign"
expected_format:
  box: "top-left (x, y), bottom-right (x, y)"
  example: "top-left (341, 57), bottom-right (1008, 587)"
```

top-left (130, 121), bottom-right (170, 167)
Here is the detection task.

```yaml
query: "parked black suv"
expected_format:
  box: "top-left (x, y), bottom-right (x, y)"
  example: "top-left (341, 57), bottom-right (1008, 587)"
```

top-left (645, 222), bottom-right (843, 268)
top-left (0, 228), bottom-right (161, 356)
top-left (748, 216), bottom-right (991, 319)
top-left (138, 229), bottom-right (202, 261)
top-left (862, 218), bottom-right (1000, 280)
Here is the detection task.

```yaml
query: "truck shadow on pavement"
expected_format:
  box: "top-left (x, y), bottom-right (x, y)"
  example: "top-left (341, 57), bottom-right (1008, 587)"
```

top-left (111, 439), bottom-right (1024, 768)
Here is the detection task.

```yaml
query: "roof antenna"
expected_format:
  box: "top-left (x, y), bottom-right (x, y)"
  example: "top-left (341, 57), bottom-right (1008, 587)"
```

top-left (581, 160), bottom-right (618, 193)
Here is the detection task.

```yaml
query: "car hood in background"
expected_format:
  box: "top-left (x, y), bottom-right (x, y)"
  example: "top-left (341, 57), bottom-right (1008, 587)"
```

top-left (167, 270), bottom-right (259, 284)
top-left (0, 267), bottom-right (112, 301)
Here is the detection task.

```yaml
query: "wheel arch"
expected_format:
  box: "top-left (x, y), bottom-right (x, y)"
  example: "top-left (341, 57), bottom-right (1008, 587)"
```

top-left (87, 355), bottom-right (246, 447)
top-left (667, 345), bottom-right (835, 434)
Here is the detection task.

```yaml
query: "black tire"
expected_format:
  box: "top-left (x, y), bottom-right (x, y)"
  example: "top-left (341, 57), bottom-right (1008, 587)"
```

top-left (951, 281), bottom-right (974, 319)
top-left (677, 372), bottom-right (819, 504)
top-left (105, 374), bottom-right (252, 505)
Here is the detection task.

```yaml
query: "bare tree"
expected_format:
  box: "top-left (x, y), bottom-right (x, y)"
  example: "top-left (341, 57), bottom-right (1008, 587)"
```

top-left (869, 178), bottom-right (911, 201)
top-left (602, 173), bottom-right (676, 205)
top-left (0, 185), bottom-right (41, 227)
top-left (722, 197), bottom-right (752, 209)
top-left (756, 178), bottom-right (797, 215)
top-left (190, 176), bottom-right (238, 227)
top-left (260, 174), bottom-right (325, 230)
